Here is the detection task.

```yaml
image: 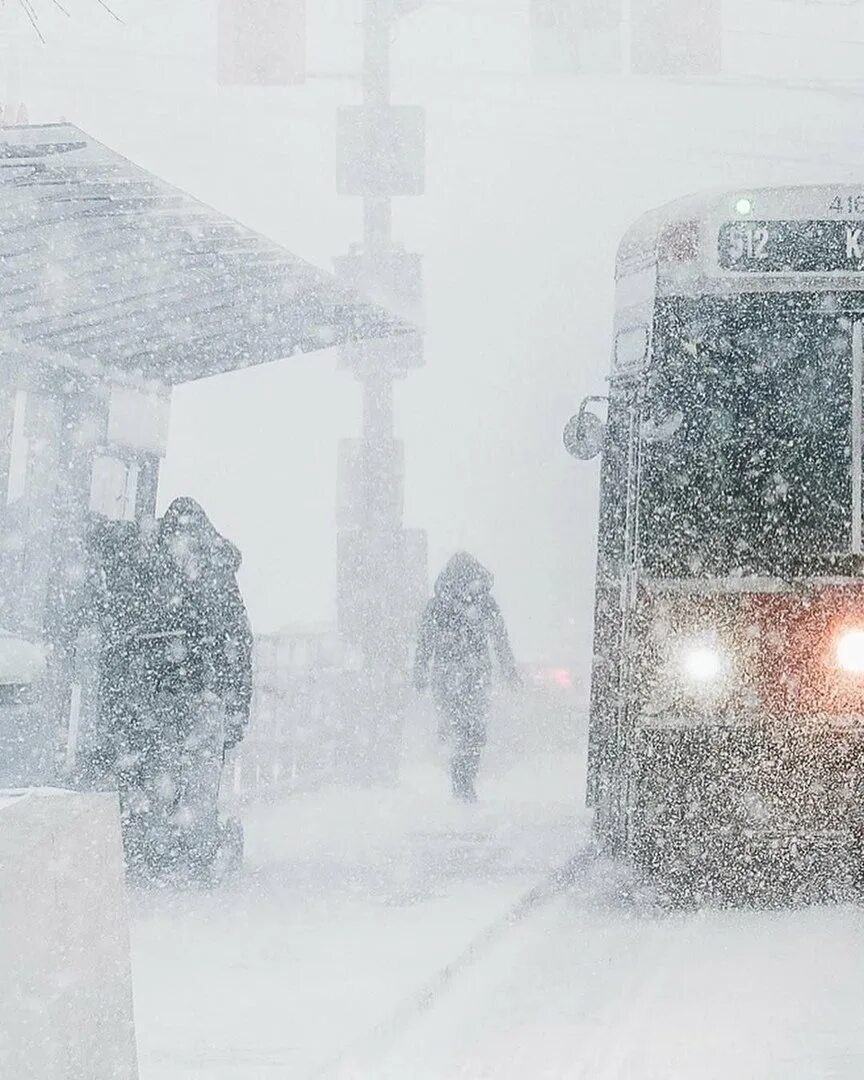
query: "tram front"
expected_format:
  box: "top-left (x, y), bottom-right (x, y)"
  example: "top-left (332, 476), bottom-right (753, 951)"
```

top-left (569, 187), bottom-right (864, 892)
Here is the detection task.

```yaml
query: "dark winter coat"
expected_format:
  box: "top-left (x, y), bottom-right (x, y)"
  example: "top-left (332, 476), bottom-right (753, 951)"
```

top-left (90, 500), bottom-right (253, 747)
top-left (153, 498), bottom-right (253, 722)
top-left (413, 553), bottom-right (517, 699)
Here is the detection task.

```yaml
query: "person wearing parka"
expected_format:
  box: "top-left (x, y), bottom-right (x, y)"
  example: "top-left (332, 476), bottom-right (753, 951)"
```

top-left (89, 497), bottom-right (252, 872)
top-left (414, 552), bottom-right (518, 801)
top-left (155, 496), bottom-right (253, 750)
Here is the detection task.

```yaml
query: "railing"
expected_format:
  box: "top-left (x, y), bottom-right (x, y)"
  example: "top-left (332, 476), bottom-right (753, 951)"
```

top-left (225, 663), bottom-right (363, 805)
top-left (225, 633), bottom-right (587, 806)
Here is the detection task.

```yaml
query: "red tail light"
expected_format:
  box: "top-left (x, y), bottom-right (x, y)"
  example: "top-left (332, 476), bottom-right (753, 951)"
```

top-left (748, 588), bottom-right (864, 717)
top-left (835, 627), bottom-right (864, 675)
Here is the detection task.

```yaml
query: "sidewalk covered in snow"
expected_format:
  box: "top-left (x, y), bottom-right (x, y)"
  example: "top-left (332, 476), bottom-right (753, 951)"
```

top-left (130, 729), bottom-right (586, 1080)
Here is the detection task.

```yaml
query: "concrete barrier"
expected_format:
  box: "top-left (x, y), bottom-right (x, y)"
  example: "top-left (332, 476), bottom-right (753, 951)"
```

top-left (0, 789), bottom-right (138, 1079)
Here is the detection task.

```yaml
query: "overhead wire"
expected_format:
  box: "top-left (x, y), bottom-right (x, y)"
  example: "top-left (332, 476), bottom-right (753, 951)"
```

top-left (12, 0), bottom-right (122, 39)
top-left (93, 0), bottom-right (121, 22)
top-left (17, 0), bottom-right (45, 43)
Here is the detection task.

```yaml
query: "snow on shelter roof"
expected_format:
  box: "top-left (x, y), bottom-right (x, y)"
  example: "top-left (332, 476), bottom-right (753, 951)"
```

top-left (0, 123), bottom-right (411, 385)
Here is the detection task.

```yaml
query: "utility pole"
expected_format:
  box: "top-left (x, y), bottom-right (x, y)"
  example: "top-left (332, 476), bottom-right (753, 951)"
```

top-left (360, 0), bottom-right (395, 511)
top-left (336, 0), bottom-right (427, 783)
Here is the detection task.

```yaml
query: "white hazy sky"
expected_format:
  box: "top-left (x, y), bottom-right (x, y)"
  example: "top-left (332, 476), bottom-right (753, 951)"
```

top-left (7, 0), bottom-right (863, 679)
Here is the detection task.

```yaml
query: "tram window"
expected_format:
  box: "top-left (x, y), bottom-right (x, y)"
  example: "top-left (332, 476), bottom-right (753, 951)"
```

top-left (615, 326), bottom-right (649, 374)
top-left (638, 296), bottom-right (853, 577)
top-left (598, 395), bottom-right (631, 566)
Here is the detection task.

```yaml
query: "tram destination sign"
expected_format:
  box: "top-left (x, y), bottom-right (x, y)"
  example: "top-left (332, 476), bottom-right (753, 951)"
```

top-left (718, 220), bottom-right (864, 273)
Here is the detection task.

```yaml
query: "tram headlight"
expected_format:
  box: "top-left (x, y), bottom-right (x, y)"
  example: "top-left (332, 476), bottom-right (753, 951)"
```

top-left (644, 632), bottom-right (740, 720)
top-left (664, 631), bottom-right (733, 693)
top-left (835, 628), bottom-right (864, 675)
top-left (679, 643), bottom-right (724, 684)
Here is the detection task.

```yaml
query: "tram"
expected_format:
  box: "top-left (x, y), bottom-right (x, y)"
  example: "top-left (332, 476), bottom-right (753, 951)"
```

top-left (566, 186), bottom-right (864, 892)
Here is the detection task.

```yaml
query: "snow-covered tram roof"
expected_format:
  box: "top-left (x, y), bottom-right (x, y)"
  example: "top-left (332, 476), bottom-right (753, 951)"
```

top-left (617, 184), bottom-right (864, 298)
top-left (0, 124), bottom-right (410, 386)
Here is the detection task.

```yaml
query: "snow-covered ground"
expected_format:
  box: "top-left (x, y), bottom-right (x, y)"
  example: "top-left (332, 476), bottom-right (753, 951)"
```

top-left (130, 697), bottom-right (864, 1080)
top-left (130, 703), bottom-right (586, 1079)
top-left (359, 881), bottom-right (864, 1080)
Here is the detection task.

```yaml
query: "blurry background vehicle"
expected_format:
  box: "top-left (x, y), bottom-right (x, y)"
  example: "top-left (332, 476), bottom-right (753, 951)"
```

top-left (484, 661), bottom-right (583, 771)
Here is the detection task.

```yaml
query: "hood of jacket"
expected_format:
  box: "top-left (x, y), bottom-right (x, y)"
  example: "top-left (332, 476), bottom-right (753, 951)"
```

top-left (159, 497), bottom-right (242, 576)
top-left (434, 552), bottom-right (493, 603)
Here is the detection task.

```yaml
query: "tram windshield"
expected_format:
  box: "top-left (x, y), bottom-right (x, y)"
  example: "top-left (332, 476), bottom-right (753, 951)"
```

top-left (638, 295), bottom-right (856, 578)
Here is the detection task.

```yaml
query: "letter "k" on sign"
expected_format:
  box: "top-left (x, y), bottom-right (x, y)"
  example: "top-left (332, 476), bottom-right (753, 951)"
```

top-left (847, 226), bottom-right (864, 263)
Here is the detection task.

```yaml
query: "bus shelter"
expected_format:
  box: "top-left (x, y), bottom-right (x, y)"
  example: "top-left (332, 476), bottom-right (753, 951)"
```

top-left (0, 123), bottom-right (407, 785)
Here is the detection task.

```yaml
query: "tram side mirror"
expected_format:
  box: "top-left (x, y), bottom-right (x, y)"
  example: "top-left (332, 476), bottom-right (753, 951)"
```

top-left (563, 398), bottom-right (606, 461)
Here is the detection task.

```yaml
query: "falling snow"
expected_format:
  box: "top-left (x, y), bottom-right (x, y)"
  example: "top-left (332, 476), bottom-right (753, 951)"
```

top-left (4, 2), bottom-right (864, 1079)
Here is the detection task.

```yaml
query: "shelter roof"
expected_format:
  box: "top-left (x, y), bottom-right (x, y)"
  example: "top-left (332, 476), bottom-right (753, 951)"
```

top-left (0, 124), bottom-right (407, 385)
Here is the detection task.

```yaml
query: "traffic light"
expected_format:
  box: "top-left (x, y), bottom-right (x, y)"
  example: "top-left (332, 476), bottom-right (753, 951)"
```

top-left (629, 0), bottom-right (722, 77)
top-left (217, 0), bottom-right (306, 86)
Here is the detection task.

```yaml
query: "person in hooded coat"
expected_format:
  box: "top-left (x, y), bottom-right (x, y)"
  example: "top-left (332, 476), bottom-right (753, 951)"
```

top-left (91, 498), bottom-right (252, 875)
top-left (155, 497), bottom-right (253, 751)
top-left (414, 552), bottom-right (518, 801)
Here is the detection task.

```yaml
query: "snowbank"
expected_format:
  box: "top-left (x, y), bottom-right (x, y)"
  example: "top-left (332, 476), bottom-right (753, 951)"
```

top-left (0, 789), bottom-right (138, 1079)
